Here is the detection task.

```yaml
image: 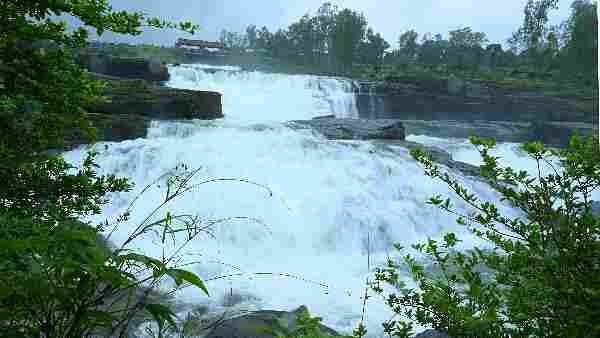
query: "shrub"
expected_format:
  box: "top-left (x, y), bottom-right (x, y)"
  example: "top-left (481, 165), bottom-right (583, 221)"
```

top-left (366, 135), bottom-right (600, 338)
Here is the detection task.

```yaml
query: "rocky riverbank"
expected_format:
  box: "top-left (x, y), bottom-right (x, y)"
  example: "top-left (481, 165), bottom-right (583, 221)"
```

top-left (64, 72), bottom-right (223, 148)
top-left (355, 76), bottom-right (598, 124)
top-left (400, 119), bottom-right (598, 148)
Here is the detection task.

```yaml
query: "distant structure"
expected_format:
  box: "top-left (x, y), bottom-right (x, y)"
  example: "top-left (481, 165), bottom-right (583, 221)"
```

top-left (175, 38), bottom-right (226, 56)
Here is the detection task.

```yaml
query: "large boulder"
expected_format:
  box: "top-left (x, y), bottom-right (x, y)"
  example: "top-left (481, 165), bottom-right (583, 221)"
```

top-left (288, 117), bottom-right (405, 140)
top-left (77, 52), bottom-right (170, 82)
top-left (204, 306), bottom-right (340, 338)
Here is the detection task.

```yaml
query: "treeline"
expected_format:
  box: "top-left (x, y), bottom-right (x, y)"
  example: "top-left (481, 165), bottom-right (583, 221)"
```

top-left (219, 3), bottom-right (389, 73)
top-left (384, 0), bottom-right (597, 87)
top-left (220, 0), bottom-right (597, 89)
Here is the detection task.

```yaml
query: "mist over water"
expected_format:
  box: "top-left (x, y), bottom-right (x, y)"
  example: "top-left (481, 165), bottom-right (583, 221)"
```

top-left (64, 65), bottom-right (523, 336)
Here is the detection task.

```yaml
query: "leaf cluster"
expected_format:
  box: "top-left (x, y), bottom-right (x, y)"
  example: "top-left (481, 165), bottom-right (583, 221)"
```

top-left (370, 134), bottom-right (600, 338)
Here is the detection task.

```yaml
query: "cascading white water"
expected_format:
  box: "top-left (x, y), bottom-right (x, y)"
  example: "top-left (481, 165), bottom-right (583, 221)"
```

top-left (64, 65), bottom-right (522, 336)
top-left (168, 64), bottom-right (359, 122)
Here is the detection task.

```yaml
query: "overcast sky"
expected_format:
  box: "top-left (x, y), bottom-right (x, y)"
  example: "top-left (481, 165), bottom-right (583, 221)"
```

top-left (89, 0), bottom-right (574, 48)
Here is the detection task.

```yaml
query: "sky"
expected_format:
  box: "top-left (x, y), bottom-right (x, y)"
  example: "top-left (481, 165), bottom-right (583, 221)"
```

top-left (88, 0), bottom-right (575, 49)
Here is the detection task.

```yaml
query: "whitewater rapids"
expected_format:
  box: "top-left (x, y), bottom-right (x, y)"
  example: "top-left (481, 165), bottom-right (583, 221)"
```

top-left (64, 64), bottom-right (524, 337)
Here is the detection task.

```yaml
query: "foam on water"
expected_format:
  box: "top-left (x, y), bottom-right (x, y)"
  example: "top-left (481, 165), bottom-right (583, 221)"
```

top-left (406, 135), bottom-right (560, 177)
top-left (167, 64), bottom-right (359, 122)
top-left (64, 66), bottom-right (523, 336)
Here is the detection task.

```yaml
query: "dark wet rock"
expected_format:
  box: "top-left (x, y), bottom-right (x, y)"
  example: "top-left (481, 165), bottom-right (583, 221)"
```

top-left (204, 305), bottom-right (340, 338)
top-left (414, 329), bottom-right (450, 338)
top-left (355, 77), bottom-right (597, 124)
top-left (373, 139), bottom-right (481, 178)
top-left (77, 52), bottom-right (170, 82)
top-left (288, 118), bottom-right (405, 140)
top-left (64, 74), bottom-right (223, 148)
top-left (313, 114), bottom-right (336, 119)
top-left (400, 120), bottom-right (598, 148)
top-left (89, 74), bottom-right (222, 120)
top-left (64, 113), bottom-right (150, 149)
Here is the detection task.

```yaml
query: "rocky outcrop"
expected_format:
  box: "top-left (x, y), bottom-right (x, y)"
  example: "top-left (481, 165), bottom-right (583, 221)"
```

top-left (373, 139), bottom-right (481, 178)
top-left (287, 117), bottom-right (479, 177)
top-left (288, 117), bottom-right (405, 140)
top-left (64, 73), bottom-right (223, 148)
top-left (90, 74), bottom-right (222, 120)
top-left (204, 306), bottom-right (340, 338)
top-left (356, 77), bottom-right (598, 124)
top-left (77, 52), bottom-right (170, 82)
top-left (400, 120), bottom-right (598, 148)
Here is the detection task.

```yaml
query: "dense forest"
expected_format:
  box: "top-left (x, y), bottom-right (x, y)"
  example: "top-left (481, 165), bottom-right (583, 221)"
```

top-left (219, 0), bottom-right (597, 95)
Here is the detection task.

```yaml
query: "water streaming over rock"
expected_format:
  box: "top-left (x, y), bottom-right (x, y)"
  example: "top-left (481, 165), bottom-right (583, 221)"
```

top-left (64, 65), bottom-right (521, 336)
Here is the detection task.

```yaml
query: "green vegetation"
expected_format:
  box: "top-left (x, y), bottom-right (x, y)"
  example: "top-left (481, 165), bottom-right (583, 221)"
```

top-left (219, 1), bottom-right (596, 97)
top-left (219, 3), bottom-right (389, 74)
top-left (0, 1), bottom-right (214, 337)
top-left (359, 134), bottom-right (600, 338)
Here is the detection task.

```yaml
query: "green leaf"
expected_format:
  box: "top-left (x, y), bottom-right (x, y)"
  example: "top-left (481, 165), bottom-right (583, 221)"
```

top-left (166, 268), bottom-right (210, 296)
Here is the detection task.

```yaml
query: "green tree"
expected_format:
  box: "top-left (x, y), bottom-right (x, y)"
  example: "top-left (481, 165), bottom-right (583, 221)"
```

top-left (246, 24), bottom-right (258, 50)
top-left (356, 28), bottom-right (390, 66)
top-left (561, 0), bottom-right (598, 85)
top-left (289, 14), bottom-right (318, 65)
top-left (447, 27), bottom-right (488, 71)
top-left (0, 1), bottom-right (215, 336)
top-left (509, 0), bottom-right (560, 72)
top-left (331, 9), bottom-right (367, 73)
top-left (398, 30), bottom-right (419, 63)
top-left (315, 2), bottom-right (339, 70)
top-left (366, 135), bottom-right (600, 338)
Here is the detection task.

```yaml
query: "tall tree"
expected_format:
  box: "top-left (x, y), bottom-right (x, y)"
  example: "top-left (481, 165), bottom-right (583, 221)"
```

top-left (509, 0), bottom-right (560, 71)
top-left (246, 24), bottom-right (258, 49)
top-left (561, 0), bottom-right (598, 84)
top-left (331, 8), bottom-right (367, 72)
top-left (398, 30), bottom-right (419, 63)
top-left (447, 27), bottom-right (488, 70)
top-left (357, 28), bottom-right (390, 66)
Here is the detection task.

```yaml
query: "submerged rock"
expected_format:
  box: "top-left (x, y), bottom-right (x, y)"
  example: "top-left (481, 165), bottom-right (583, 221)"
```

top-left (288, 118), bottom-right (405, 140)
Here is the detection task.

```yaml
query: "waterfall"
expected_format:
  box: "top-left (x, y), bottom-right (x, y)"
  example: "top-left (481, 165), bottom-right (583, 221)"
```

top-left (64, 64), bottom-right (521, 337)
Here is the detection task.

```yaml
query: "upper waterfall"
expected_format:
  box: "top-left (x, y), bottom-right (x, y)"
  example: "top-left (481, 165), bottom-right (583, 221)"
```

top-left (167, 64), bottom-right (359, 123)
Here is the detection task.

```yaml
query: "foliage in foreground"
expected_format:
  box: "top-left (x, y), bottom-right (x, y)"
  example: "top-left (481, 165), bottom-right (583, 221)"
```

top-left (365, 135), bottom-right (600, 338)
top-left (0, 1), bottom-right (217, 336)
